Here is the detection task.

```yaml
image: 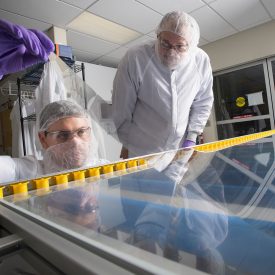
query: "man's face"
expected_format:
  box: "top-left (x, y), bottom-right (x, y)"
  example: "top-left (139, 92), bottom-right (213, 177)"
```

top-left (39, 116), bottom-right (91, 149)
top-left (157, 31), bottom-right (189, 69)
top-left (39, 116), bottom-right (92, 169)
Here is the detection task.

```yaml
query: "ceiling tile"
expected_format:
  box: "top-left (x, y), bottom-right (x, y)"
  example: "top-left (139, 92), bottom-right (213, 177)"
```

top-left (0, 0), bottom-right (82, 27)
top-left (72, 48), bottom-right (101, 63)
top-left (147, 31), bottom-right (157, 38)
top-left (59, 0), bottom-right (97, 9)
top-left (88, 0), bottom-right (162, 34)
top-left (0, 9), bottom-right (51, 31)
top-left (191, 6), bottom-right (237, 41)
top-left (261, 0), bottom-right (275, 19)
top-left (1, 0), bottom-right (272, 68)
top-left (124, 35), bottom-right (154, 48)
top-left (210, 0), bottom-right (271, 31)
top-left (198, 37), bottom-right (209, 46)
top-left (94, 55), bottom-right (120, 68)
top-left (67, 30), bottom-right (119, 55)
top-left (202, 0), bottom-right (217, 3)
top-left (136, 0), bottom-right (205, 14)
top-left (107, 47), bottom-right (129, 59)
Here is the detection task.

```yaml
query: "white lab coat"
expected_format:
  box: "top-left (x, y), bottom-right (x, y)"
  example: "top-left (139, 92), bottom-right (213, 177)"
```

top-left (10, 99), bottom-right (43, 159)
top-left (112, 42), bottom-right (213, 157)
top-left (0, 155), bottom-right (107, 185)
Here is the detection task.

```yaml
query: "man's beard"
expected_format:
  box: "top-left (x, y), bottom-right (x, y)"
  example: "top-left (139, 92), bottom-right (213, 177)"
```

top-left (155, 43), bottom-right (186, 70)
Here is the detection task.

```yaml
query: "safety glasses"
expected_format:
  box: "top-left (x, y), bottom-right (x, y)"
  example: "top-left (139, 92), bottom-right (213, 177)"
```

top-left (159, 38), bottom-right (188, 53)
top-left (45, 127), bottom-right (91, 143)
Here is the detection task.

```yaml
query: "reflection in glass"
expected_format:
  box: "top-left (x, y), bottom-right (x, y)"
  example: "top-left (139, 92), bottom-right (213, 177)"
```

top-left (217, 119), bottom-right (270, 139)
top-left (2, 138), bottom-right (275, 275)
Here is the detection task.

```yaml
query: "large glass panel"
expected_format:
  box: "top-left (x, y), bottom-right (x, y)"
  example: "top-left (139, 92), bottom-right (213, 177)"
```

top-left (1, 137), bottom-right (275, 275)
top-left (213, 64), bottom-right (269, 121)
top-left (217, 119), bottom-right (271, 139)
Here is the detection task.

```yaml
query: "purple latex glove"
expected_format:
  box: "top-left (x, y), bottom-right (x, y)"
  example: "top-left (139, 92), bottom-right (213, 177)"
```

top-left (182, 139), bottom-right (196, 148)
top-left (0, 19), bottom-right (54, 79)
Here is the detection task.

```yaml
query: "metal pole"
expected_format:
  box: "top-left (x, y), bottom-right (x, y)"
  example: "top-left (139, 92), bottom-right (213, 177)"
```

top-left (17, 78), bottom-right (26, 156)
top-left (81, 63), bottom-right (87, 110)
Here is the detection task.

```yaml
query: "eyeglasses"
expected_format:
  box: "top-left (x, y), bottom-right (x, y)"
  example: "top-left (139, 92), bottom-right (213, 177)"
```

top-left (159, 38), bottom-right (188, 53)
top-left (45, 127), bottom-right (91, 143)
top-left (64, 203), bottom-right (99, 215)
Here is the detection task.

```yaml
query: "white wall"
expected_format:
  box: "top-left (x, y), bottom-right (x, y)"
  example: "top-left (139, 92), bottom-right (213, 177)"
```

top-left (202, 20), bottom-right (275, 72)
top-left (77, 62), bottom-right (122, 161)
top-left (80, 62), bottom-right (116, 101)
top-left (201, 20), bottom-right (275, 142)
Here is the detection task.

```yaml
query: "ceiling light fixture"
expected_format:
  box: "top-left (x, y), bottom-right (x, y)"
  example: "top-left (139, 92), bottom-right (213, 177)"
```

top-left (67, 11), bottom-right (141, 45)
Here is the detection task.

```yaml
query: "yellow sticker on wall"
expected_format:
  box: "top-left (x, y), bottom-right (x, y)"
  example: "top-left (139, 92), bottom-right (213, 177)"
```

top-left (236, 97), bottom-right (246, 107)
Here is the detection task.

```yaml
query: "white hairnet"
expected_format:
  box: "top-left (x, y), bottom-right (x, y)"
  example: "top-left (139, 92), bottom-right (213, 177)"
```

top-left (156, 11), bottom-right (200, 50)
top-left (38, 100), bottom-right (91, 131)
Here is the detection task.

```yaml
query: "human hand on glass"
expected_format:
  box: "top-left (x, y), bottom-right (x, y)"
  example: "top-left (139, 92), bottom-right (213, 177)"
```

top-left (0, 19), bottom-right (54, 79)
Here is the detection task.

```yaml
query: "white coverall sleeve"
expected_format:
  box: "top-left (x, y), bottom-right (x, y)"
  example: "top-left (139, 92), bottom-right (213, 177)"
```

top-left (187, 55), bottom-right (214, 141)
top-left (0, 156), bottom-right (39, 185)
top-left (0, 156), bottom-right (17, 184)
top-left (112, 52), bottom-right (139, 147)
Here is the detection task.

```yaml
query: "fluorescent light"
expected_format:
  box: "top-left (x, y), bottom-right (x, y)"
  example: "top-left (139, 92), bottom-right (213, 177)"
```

top-left (67, 11), bottom-right (141, 44)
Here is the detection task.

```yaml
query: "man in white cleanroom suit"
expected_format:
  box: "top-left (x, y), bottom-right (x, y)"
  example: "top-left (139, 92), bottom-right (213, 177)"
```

top-left (112, 11), bottom-right (213, 158)
top-left (0, 100), bottom-right (106, 184)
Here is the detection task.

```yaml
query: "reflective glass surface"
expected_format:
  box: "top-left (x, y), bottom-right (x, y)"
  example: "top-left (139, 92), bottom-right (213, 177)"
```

top-left (217, 119), bottom-right (271, 139)
top-left (2, 137), bottom-right (275, 275)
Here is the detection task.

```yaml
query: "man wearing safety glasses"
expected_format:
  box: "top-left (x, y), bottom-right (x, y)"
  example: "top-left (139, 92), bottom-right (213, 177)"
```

top-left (112, 11), bottom-right (213, 158)
top-left (0, 100), bottom-right (106, 183)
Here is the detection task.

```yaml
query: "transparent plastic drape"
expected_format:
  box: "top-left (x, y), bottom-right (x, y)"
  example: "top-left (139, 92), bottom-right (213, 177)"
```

top-left (34, 53), bottom-right (121, 161)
